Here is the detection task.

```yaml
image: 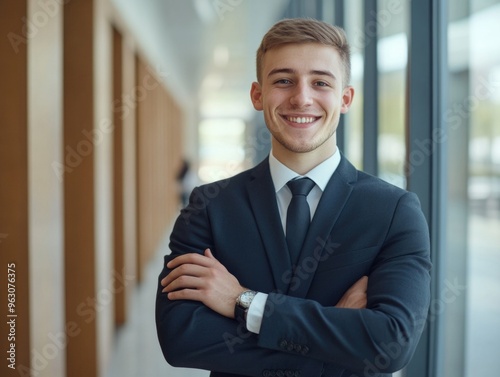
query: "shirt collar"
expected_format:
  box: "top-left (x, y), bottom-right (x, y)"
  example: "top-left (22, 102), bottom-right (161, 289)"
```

top-left (269, 149), bottom-right (341, 193)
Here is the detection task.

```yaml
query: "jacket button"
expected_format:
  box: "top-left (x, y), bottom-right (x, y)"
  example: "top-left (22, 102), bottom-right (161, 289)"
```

top-left (293, 344), bottom-right (302, 352)
top-left (301, 346), bottom-right (309, 355)
top-left (276, 370), bottom-right (284, 377)
top-left (279, 340), bottom-right (288, 349)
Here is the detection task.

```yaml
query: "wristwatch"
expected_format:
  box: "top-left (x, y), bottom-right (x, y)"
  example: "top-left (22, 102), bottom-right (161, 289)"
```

top-left (234, 290), bottom-right (257, 324)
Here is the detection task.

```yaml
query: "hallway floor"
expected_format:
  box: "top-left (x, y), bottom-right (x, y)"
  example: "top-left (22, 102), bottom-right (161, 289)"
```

top-left (104, 233), bottom-right (208, 377)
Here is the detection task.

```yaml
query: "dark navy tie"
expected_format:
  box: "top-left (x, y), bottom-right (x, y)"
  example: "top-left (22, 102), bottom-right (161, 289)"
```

top-left (286, 177), bottom-right (315, 265)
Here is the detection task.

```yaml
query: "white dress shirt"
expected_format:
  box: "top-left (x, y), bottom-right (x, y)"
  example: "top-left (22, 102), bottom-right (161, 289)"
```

top-left (246, 149), bottom-right (342, 333)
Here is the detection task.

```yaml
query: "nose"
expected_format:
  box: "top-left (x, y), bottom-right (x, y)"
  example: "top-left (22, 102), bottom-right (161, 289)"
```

top-left (289, 81), bottom-right (313, 107)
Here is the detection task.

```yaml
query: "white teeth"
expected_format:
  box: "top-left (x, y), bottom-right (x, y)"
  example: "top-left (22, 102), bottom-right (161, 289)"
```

top-left (286, 116), bottom-right (316, 124)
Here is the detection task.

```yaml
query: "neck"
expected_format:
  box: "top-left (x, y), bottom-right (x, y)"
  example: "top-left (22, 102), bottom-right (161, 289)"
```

top-left (272, 138), bottom-right (337, 175)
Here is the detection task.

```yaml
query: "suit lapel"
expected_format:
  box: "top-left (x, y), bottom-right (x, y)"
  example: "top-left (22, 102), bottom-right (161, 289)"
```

top-left (287, 157), bottom-right (358, 298)
top-left (246, 159), bottom-right (293, 294)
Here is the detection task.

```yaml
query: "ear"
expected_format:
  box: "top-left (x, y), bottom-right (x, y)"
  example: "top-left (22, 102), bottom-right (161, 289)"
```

top-left (340, 86), bottom-right (355, 114)
top-left (250, 81), bottom-right (263, 111)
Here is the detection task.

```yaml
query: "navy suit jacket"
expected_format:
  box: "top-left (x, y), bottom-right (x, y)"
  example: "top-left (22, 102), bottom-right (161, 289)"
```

top-left (155, 156), bottom-right (432, 377)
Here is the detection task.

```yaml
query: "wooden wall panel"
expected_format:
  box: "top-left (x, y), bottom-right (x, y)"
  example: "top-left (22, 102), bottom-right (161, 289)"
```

top-left (0, 1), bottom-right (186, 376)
top-left (0, 1), bottom-right (31, 375)
top-left (112, 26), bottom-right (126, 326)
top-left (121, 36), bottom-right (137, 317)
top-left (63, 0), bottom-right (97, 376)
top-left (135, 57), bottom-right (184, 281)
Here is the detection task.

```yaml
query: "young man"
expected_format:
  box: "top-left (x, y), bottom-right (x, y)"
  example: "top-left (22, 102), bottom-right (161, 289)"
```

top-left (156, 18), bottom-right (431, 377)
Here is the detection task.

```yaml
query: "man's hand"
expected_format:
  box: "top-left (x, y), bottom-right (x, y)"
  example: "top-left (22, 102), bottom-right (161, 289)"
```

top-left (161, 249), bottom-right (246, 319)
top-left (335, 276), bottom-right (368, 309)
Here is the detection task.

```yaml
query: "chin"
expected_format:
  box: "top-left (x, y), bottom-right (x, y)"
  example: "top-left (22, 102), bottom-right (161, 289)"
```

top-left (278, 139), bottom-right (318, 154)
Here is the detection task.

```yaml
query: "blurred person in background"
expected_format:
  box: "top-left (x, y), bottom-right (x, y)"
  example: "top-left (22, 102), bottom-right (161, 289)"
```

top-left (176, 158), bottom-right (199, 208)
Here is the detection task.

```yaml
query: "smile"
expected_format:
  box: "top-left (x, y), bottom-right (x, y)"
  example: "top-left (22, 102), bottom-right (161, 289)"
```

top-left (283, 116), bottom-right (320, 124)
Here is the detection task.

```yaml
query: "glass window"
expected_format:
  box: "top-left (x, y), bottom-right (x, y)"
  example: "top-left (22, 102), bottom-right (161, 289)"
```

top-left (445, 1), bottom-right (500, 376)
top-left (377, 0), bottom-right (410, 188)
top-left (343, 0), bottom-right (364, 169)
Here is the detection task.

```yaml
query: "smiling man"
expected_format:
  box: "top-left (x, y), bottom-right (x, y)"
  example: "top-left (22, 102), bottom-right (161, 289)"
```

top-left (156, 18), bottom-right (431, 377)
top-left (251, 42), bottom-right (353, 173)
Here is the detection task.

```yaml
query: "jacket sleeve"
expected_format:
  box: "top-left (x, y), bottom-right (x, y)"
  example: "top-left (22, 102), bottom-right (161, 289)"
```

top-left (256, 192), bottom-right (432, 375)
top-left (155, 186), bottom-right (325, 376)
top-left (156, 186), bottom-right (432, 376)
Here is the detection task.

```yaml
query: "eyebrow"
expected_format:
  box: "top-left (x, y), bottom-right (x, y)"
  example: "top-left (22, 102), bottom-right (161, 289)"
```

top-left (267, 68), bottom-right (337, 81)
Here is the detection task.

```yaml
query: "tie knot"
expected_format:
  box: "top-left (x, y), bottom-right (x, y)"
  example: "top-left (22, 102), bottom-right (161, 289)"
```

top-left (287, 177), bottom-right (315, 197)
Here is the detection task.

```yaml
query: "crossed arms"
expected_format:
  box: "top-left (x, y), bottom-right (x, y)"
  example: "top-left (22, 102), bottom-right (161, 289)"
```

top-left (160, 248), bottom-right (368, 320)
top-left (155, 187), bottom-right (432, 376)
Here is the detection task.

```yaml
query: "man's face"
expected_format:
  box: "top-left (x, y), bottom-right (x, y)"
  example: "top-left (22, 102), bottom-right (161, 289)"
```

top-left (251, 43), bottom-right (354, 161)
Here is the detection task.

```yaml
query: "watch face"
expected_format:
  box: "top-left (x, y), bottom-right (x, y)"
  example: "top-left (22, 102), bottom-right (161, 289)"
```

top-left (240, 291), bottom-right (256, 307)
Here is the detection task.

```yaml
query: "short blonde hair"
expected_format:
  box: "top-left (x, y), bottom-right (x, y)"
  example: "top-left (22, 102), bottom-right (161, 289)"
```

top-left (256, 18), bottom-right (351, 87)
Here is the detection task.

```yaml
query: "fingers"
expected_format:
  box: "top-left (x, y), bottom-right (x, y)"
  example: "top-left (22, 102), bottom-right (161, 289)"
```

top-left (161, 250), bottom-right (220, 293)
top-left (167, 287), bottom-right (205, 302)
top-left (351, 275), bottom-right (368, 291)
top-left (342, 276), bottom-right (368, 296)
top-left (161, 263), bottom-right (207, 288)
top-left (167, 252), bottom-right (209, 269)
top-left (162, 275), bottom-right (201, 293)
top-left (166, 249), bottom-right (217, 269)
top-left (334, 276), bottom-right (368, 309)
top-left (204, 248), bottom-right (215, 258)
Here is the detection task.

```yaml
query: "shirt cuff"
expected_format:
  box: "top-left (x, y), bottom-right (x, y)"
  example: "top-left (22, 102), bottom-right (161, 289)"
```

top-left (246, 292), bottom-right (268, 334)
